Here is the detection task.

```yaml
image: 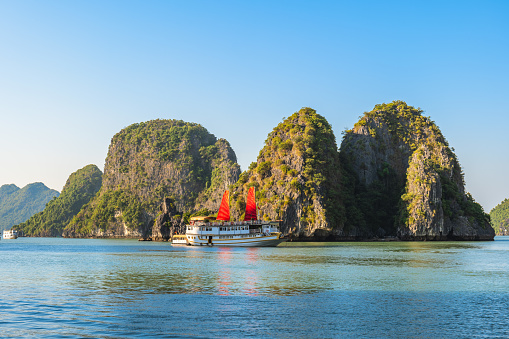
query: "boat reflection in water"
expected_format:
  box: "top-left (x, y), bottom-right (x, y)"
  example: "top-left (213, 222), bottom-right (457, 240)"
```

top-left (216, 247), bottom-right (260, 296)
top-left (217, 248), bottom-right (232, 296)
top-left (244, 248), bottom-right (259, 296)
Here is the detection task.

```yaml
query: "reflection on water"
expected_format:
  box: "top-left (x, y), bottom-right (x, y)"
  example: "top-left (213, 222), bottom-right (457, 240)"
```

top-left (2, 237), bottom-right (509, 337)
top-left (43, 240), bottom-right (509, 296)
top-left (218, 248), bottom-right (232, 295)
top-left (244, 248), bottom-right (259, 296)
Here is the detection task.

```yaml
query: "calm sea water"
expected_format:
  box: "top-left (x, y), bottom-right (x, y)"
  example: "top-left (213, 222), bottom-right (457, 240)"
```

top-left (1, 237), bottom-right (509, 338)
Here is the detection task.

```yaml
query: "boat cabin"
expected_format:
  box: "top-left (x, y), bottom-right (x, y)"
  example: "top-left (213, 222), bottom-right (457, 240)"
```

top-left (3, 229), bottom-right (18, 239)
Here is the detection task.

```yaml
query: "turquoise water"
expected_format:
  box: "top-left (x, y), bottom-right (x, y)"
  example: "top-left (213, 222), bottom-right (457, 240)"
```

top-left (1, 237), bottom-right (509, 338)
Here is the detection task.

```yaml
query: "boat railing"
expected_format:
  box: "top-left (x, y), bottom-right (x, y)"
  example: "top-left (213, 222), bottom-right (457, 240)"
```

top-left (189, 220), bottom-right (272, 227)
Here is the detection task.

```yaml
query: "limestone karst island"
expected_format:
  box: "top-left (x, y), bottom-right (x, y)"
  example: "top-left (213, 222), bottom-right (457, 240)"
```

top-left (10, 101), bottom-right (495, 241)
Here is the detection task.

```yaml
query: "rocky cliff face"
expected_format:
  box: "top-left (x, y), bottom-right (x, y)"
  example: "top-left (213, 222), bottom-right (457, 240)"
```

top-left (66, 119), bottom-right (240, 238)
top-left (63, 104), bottom-right (493, 241)
top-left (193, 139), bottom-right (242, 212)
top-left (149, 197), bottom-right (184, 241)
top-left (230, 108), bottom-right (343, 238)
top-left (340, 101), bottom-right (494, 240)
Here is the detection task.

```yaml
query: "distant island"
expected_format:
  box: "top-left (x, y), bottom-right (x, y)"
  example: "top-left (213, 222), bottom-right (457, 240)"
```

top-left (0, 182), bottom-right (59, 233)
top-left (12, 101), bottom-right (495, 241)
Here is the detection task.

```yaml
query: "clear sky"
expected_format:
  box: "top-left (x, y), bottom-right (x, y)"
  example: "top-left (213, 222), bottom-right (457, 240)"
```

top-left (1, 0), bottom-right (507, 211)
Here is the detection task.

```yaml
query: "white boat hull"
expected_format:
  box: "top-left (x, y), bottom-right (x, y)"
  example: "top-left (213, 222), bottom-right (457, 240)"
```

top-left (187, 234), bottom-right (285, 247)
top-left (171, 240), bottom-right (188, 245)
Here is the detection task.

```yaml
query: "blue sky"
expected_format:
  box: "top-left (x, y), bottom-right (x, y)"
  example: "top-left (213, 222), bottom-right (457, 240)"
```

top-left (0, 0), bottom-right (507, 211)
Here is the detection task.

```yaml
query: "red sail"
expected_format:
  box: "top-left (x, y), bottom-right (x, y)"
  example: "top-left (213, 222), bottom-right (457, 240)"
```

top-left (216, 190), bottom-right (230, 221)
top-left (244, 187), bottom-right (258, 221)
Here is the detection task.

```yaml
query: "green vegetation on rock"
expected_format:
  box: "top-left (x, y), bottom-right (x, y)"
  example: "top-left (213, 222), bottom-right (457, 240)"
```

top-left (14, 165), bottom-right (102, 236)
top-left (490, 198), bottom-right (509, 235)
top-left (0, 183), bottom-right (59, 232)
top-left (53, 102), bottom-right (492, 241)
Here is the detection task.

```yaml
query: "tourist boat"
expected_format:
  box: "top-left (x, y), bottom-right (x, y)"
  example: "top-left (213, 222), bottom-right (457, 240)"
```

top-left (171, 234), bottom-right (188, 245)
top-left (3, 229), bottom-right (18, 239)
top-left (183, 188), bottom-right (285, 247)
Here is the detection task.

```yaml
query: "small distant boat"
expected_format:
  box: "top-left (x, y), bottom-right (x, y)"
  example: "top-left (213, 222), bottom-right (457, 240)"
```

top-left (171, 234), bottom-right (188, 245)
top-left (3, 229), bottom-right (18, 240)
top-left (180, 187), bottom-right (285, 247)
